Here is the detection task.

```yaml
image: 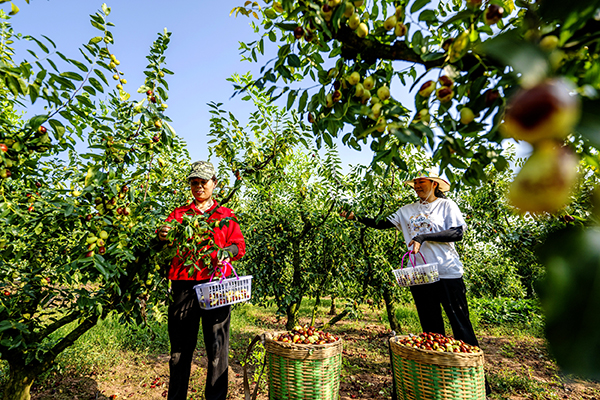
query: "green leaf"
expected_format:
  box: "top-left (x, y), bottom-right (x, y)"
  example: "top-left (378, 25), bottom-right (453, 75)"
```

top-left (89, 36), bottom-right (103, 44)
top-left (76, 95), bottom-right (94, 108)
top-left (410, 0), bottom-right (430, 13)
top-left (61, 71), bottom-right (84, 81)
top-left (28, 115), bottom-right (48, 129)
top-left (298, 90), bottom-right (308, 113)
top-left (287, 54), bottom-right (301, 68)
top-left (88, 77), bottom-right (104, 93)
top-left (286, 90), bottom-right (297, 110)
top-left (264, 8), bottom-right (277, 19)
top-left (90, 20), bottom-right (105, 31)
top-left (82, 85), bottom-right (96, 96)
top-left (421, 51), bottom-right (446, 61)
top-left (419, 9), bottom-right (437, 22)
top-left (28, 37), bottom-right (49, 53)
top-left (69, 59), bottom-right (89, 72)
top-left (275, 22), bottom-right (298, 31)
top-left (93, 69), bottom-right (109, 85)
top-left (411, 30), bottom-right (423, 50)
top-left (372, 149), bottom-right (392, 163)
top-left (277, 44), bottom-right (291, 59)
top-left (48, 119), bottom-right (65, 139)
top-left (9, 2), bottom-right (19, 15)
top-left (322, 131), bottom-right (333, 147)
top-left (6, 75), bottom-right (21, 96)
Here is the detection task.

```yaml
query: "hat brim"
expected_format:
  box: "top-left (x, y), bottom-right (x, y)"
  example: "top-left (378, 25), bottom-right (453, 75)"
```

top-left (188, 173), bottom-right (215, 181)
top-left (405, 177), bottom-right (451, 192)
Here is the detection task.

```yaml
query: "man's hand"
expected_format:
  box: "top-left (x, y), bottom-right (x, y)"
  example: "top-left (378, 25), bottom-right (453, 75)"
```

top-left (217, 257), bottom-right (231, 268)
top-left (158, 225), bottom-right (171, 241)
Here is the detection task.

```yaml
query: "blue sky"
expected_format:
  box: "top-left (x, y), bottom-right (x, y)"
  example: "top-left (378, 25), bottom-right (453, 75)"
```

top-left (3, 1), bottom-right (528, 173)
top-left (3, 1), bottom-right (375, 167)
top-left (5, 1), bottom-right (267, 161)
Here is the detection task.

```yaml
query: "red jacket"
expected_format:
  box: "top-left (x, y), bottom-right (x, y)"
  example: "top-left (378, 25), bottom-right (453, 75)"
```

top-left (165, 201), bottom-right (246, 281)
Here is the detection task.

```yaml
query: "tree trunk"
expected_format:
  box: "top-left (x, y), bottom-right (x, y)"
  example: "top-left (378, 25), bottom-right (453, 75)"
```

top-left (285, 300), bottom-right (301, 330)
top-left (321, 308), bottom-right (350, 330)
top-left (382, 285), bottom-right (401, 334)
top-left (329, 296), bottom-right (337, 315)
top-left (310, 291), bottom-right (321, 327)
top-left (3, 364), bottom-right (34, 400)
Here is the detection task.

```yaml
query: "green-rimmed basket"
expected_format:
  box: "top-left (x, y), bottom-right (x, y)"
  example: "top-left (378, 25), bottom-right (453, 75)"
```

top-left (263, 332), bottom-right (343, 400)
top-left (389, 335), bottom-right (485, 400)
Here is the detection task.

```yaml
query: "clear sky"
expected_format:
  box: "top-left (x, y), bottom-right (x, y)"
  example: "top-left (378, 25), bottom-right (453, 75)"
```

top-left (3, 1), bottom-right (528, 173)
top-left (2, 1), bottom-right (371, 166)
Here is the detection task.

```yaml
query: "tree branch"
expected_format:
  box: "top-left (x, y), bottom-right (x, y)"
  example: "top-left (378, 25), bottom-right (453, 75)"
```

top-left (334, 24), bottom-right (484, 74)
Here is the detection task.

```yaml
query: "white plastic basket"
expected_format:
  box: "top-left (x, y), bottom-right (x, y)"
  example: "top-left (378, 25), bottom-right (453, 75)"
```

top-left (392, 251), bottom-right (439, 287)
top-left (193, 263), bottom-right (252, 309)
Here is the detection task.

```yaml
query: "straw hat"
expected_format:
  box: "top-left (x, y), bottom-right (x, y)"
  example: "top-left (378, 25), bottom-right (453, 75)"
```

top-left (404, 168), bottom-right (451, 192)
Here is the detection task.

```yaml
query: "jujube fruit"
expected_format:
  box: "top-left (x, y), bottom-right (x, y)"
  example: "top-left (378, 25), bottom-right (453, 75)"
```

top-left (418, 80), bottom-right (435, 97)
top-left (484, 4), bottom-right (504, 25)
top-left (501, 79), bottom-right (580, 144)
top-left (356, 22), bottom-right (369, 38)
top-left (507, 142), bottom-right (579, 213)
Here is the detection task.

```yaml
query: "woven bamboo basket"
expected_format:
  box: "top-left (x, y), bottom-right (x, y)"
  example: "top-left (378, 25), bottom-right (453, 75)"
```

top-left (389, 336), bottom-right (485, 400)
top-left (264, 332), bottom-right (343, 400)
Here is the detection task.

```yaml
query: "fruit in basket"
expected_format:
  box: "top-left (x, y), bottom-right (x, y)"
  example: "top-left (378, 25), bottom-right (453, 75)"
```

top-left (396, 267), bottom-right (439, 286)
top-left (273, 324), bottom-right (340, 345)
top-left (205, 287), bottom-right (250, 307)
top-left (397, 332), bottom-right (479, 353)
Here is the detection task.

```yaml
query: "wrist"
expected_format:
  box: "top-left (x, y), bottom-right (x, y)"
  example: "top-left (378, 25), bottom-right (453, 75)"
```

top-left (412, 235), bottom-right (425, 244)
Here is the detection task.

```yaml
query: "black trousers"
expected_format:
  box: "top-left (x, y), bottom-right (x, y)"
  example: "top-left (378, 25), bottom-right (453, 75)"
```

top-left (167, 280), bottom-right (231, 400)
top-left (409, 277), bottom-right (479, 346)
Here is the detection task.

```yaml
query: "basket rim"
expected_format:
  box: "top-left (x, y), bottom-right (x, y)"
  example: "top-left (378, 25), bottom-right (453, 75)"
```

top-left (390, 335), bottom-right (484, 367)
top-left (390, 335), bottom-right (483, 355)
top-left (193, 275), bottom-right (253, 290)
top-left (266, 331), bottom-right (343, 349)
top-left (392, 262), bottom-right (438, 272)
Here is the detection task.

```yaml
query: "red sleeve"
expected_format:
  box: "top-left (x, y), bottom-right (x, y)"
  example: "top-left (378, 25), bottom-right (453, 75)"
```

top-left (165, 210), bottom-right (177, 223)
top-left (227, 212), bottom-right (246, 261)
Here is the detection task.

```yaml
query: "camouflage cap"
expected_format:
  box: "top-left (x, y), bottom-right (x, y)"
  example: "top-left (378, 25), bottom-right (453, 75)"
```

top-left (188, 161), bottom-right (216, 181)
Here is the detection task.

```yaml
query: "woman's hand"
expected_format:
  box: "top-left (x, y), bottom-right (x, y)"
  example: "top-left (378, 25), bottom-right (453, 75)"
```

top-left (340, 210), bottom-right (355, 220)
top-left (408, 240), bottom-right (421, 254)
top-left (158, 225), bottom-right (171, 241)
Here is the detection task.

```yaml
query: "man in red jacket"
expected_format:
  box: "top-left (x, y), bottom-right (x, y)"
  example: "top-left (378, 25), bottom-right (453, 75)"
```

top-left (158, 160), bottom-right (245, 400)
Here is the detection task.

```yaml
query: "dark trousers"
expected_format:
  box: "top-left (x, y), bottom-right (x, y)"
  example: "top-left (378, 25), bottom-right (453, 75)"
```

top-left (167, 280), bottom-right (231, 400)
top-left (409, 277), bottom-right (479, 346)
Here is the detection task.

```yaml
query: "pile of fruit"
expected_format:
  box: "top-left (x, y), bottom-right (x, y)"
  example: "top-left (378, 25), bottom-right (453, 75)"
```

top-left (273, 324), bottom-right (340, 345)
top-left (395, 268), bottom-right (439, 286)
top-left (397, 332), bottom-right (480, 353)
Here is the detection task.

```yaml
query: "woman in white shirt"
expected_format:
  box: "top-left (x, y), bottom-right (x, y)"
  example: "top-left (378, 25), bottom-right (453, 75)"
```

top-left (343, 169), bottom-right (479, 347)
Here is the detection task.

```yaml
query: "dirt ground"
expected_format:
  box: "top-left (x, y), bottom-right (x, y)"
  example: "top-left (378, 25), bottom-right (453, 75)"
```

top-left (29, 320), bottom-right (600, 400)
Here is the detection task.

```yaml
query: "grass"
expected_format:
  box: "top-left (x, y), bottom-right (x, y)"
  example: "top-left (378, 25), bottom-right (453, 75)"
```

top-left (488, 367), bottom-right (558, 400)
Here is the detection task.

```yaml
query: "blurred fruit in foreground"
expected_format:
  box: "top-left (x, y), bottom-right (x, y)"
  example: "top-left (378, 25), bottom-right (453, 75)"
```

top-left (508, 142), bottom-right (579, 214)
top-left (501, 79), bottom-right (580, 144)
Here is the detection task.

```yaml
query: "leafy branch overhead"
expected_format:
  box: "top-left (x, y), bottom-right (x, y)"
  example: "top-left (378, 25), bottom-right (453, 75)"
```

top-left (232, 0), bottom-right (600, 211)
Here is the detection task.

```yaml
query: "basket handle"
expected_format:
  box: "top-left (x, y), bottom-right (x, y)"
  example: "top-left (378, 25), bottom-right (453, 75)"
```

top-left (243, 333), bottom-right (267, 400)
top-left (401, 251), bottom-right (426, 269)
top-left (208, 260), bottom-right (240, 283)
